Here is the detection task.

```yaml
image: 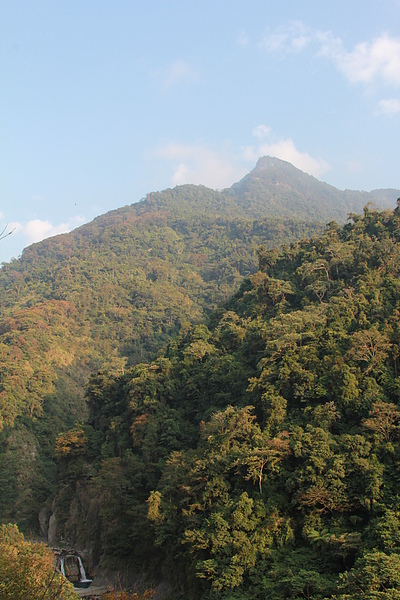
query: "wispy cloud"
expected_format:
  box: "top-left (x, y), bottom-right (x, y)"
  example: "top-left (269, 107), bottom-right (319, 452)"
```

top-left (375, 98), bottom-right (400, 115)
top-left (261, 23), bottom-right (400, 87)
top-left (156, 59), bottom-right (200, 90)
top-left (8, 216), bottom-right (86, 246)
top-left (237, 31), bottom-right (249, 47)
top-left (321, 32), bottom-right (400, 86)
top-left (244, 125), bottom-right (330, 179)
top-left (260, 21), bottom-right (313, 54)
top-left (156, 143), bottom-right (247, 189)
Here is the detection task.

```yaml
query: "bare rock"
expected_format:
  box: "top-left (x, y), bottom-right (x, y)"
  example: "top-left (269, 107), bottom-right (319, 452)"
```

top-left (48, 513), bottom-right (57, 546)
top-left (38, 506), bottom-right (52, 538)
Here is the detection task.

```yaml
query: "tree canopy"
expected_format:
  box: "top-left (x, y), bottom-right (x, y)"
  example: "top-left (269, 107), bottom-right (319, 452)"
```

top-left (0, 186), bottom-right (323, 528)
top-left (50, 205), bottom-right (400, 599)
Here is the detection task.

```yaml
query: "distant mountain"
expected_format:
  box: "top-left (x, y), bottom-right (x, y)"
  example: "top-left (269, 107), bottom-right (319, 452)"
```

top-left (229, 156), bottom-right (399, 222)
top-left (109, 156), bottom-right (399, 225)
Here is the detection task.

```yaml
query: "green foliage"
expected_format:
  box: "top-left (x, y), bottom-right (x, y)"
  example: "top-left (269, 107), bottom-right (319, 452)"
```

top-left (0, 183), bottom-right (323, 525)
top-left (52, 205), bottom-right (400, 598)
top-left (334, 551), bottom-right (400, 598)
top-left (231, 157), bottom-right (397, 223)
top-left (2, 168), bottom-right (400, 597)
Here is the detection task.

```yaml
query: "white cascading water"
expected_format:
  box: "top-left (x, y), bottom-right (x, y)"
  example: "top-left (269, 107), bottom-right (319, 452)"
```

top-left (58, 555), bottom-right (66, 577)
top-left (57, 553), bottom-right (92, 586)
top-left (76, 555), bottom-right (91, 583)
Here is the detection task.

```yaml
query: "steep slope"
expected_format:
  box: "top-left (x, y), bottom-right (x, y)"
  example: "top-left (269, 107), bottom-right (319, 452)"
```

top-left (57, 204), bottom-right (400, 599)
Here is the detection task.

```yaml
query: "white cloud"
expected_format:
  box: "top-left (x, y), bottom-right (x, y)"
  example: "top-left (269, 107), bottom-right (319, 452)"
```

top-left (257, 139), bottom-right (330, 178)
top-left (252, 124), bottom-right (272, 139)
top-left (8, 216), bottom-right (86, 246)
top-left (23, 220), bottom-right (69, 244)
top-left (157, 59), bottom-right (200, 90)
top-left (156, 143), bottom-right (247, 189)
top-left (375, 98), bottom-right (400, 115)
top-left (323, 33), bottom-right (400, 86)
top-left (261, 23), bottom-right (400, 87)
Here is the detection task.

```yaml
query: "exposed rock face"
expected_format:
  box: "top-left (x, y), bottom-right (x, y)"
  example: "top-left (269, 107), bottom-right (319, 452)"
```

top-left (48, 513), bottom-right (57, 546)
top-left (38, 506), bottom-right (52, 538)
top-left (64, 555), bottom-right (81, 583)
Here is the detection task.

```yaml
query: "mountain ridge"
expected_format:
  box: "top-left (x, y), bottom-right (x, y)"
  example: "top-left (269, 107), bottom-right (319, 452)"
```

top-left (6, 157), bottom-right (399, 265)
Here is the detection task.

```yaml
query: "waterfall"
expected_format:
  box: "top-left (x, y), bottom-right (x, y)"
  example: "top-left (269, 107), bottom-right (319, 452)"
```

top-left (58, 555), bottom-right (66, 577)
top-left (76, 555), bottom-right (91, 583)
top-left (56, 552), bottom-right (92, 588)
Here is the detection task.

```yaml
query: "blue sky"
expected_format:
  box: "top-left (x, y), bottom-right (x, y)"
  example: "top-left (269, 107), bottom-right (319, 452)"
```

top-left (1, 0), bottom-right (400, 262)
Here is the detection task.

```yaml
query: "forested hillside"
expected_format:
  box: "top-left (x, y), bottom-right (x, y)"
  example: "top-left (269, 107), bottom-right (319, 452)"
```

top-left (0, 158), bottom-right (398, 543)
top-left (0, 187), bottom-right (324, 528)
top-left (53, 205), bottom-right (400, 599)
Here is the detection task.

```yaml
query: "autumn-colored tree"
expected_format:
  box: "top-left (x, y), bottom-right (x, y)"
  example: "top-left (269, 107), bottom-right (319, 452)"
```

top-left (0, 523), bottom-right (77, 600)
top-left (348, 328), bottom-right (391, 374)
top-left (363, 400), bottom-right (400, 442)
top-left (55, 426), bottom-right (88, 458)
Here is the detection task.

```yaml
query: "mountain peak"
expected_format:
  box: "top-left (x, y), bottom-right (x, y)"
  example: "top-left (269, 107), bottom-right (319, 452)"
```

top-left (254, 156), bottom-right (297, 172)
top-left (229, 157), bottom-right (399, 223)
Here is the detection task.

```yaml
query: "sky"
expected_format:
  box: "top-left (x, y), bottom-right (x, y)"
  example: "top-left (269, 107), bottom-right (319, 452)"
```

top-left (1, 0), bottom-right (400, 263)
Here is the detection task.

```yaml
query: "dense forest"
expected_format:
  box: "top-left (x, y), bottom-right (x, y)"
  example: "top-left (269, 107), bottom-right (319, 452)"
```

top-left (0, 212), bottom-right (321, 527)
top-left (52, 204), bottom-right (400, 599)
top-left (1, 158), bottom-right (400, 598)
